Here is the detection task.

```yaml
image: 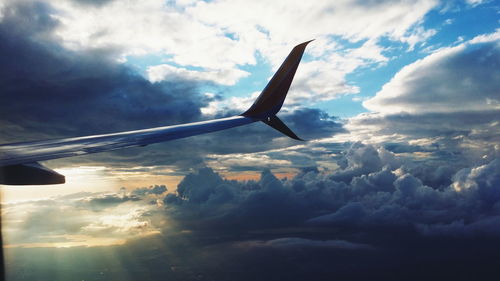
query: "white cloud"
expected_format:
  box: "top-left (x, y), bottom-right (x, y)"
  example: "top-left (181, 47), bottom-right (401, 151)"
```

top-left (206, 153), bottom-right (292, 171)
top-left (465, 0), bottom-right (486, 7)
top-left (288, 39), bottom-right (389, 104)
top-left (288, 59), bottom-right (360, 104)
top-left (342, 31), bottom-right (500, 163)
top-left (51, 0), bottom-right (256, 69)
top-left (200, 91), bottom-right (260, 116)
top-left (469, 28), bottom-right (500, 43)
top-left (399, 26), bottom-right (437, 51)
top-left (2, 191), bottom-right (162, 247)
top-left (147, 64), bottom-right (249, 85)
top-left (187, 0), bottom-right (438, 59)
top-left (363, 32), bottom-right (500, 114)
top-left (38, 0), bottom-right (440, 106)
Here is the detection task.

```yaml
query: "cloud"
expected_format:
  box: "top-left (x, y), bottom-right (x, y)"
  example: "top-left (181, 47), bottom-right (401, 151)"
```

top-left (344, 32), bottom-right (500, 168)
top-left (187, 0), bottom-right (438, 56)
top-left (70, 0), bottom-right (115, 7)
top-left (119, 145), bottom-right (498, 280)
top-left (240, 237), bottom-right (374, 250)
top-left (363, 38), bottom-right (500, 114)
top-left (0, 1), bottom-right (207, 145)
top-left (159, 108), bottom-right (346, 172)
top-left (5, 144), bottom-right (500, 279)
top-left (50, 0), bottom-right (440, 59)
top-left (2, 187), bottom-right (163, 247)
top-left (6, 0), bottom-right (440, 106)
top-left (131, 184), bottom-right (168, 196)
top-left (51, 0), bottom-right (257, 69)
top-left (79, 193), bottom-right (142, 211)
top-left (161, 143), bottom-right (500, 240)
top-left (465, 0), bottom-right (487, 7)
top-left (147, 64), bottom-right (250, 85)
top-left (329, 142), bottom-right (400, 183)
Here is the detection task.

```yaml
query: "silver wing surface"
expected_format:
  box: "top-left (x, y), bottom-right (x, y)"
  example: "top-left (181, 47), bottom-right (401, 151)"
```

top-left (0, 40), bottom-right (312, 185)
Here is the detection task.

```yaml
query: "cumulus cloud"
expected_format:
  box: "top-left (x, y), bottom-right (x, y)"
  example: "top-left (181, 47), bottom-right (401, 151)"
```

top-left (161, 143), bottom-right (500, 240)
top-left (5, 143), bottom-right (500, 279)
top-left (345, 32), bottom-right (500, 167)
top-left (131, 184), bottom-right (168, 196)
top-left (109, 144), bottom-right (497, 281)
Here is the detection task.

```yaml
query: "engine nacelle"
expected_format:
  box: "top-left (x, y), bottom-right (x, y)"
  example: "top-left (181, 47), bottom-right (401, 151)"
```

top-left (0, 162), bottom-right (65, 185)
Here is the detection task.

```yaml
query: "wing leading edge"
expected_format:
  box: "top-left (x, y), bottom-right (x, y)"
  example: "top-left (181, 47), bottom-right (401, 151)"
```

top-left (0, 40), bottom-right (313, 185)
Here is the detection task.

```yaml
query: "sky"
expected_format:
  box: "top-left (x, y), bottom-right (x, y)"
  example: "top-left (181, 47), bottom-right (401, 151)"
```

top-left (0, 0), bottom-right (499, 280)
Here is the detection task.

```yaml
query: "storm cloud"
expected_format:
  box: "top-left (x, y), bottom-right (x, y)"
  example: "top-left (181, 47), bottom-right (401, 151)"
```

top-left (162, 143), bottom-right (500, 237)
top-left (0, 1), bottom-right (205, 143)
top-left (6, 143), bottom-right (500, 280)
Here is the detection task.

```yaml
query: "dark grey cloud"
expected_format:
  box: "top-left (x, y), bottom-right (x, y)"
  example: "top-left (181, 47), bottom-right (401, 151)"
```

top-left (347, 111), bottom-right (499, 188)
top-left (352, 111), bottom-right (499, 145)
top-left (0, 1), bottom-right (204, 144)
top-left (145, 145), bottom-right (499, 281)
top-left (192, 108), bottom-right (345, 155)
top-left (329, 142), bottom-right (400, 183)
top-left (240, 237), bottom-right (374, 250)
top-left (80, 193), bottom-right (142, 211)
top-left (6, 143), bottom-right (500, 281)
top-left (162, 143), bottom-right (500, 239)
top-left (131, 184), bottom-right (168, 196)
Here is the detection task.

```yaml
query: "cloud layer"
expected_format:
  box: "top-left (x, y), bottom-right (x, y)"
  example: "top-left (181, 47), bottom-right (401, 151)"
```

top-left (5, 144), bottom-right (500, 280)
top-left (0, 0), bottom-right (442, 106)
top-left (346, 34), bottom-right (500, 170)
top-left (162, 143), bottom-right (500, 237)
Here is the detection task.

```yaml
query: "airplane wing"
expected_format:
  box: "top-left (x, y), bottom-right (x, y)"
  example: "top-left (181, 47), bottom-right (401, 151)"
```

top-left (0, 40), bottom-right (313, 185)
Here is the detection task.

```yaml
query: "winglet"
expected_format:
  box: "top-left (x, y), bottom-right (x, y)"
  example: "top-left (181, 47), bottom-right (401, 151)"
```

top-left (241, 40), bottom-right (313, 119)
top-left (241, 40), bottom-right (313, 140)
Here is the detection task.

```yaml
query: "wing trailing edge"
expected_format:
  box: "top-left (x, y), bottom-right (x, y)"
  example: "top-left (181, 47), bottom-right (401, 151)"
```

top-left (262, 116), bottom-right (304, 141)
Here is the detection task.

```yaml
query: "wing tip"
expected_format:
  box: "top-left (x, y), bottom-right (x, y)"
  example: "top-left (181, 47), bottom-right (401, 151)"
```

top-left (241, 39), bottom-right (313, 119)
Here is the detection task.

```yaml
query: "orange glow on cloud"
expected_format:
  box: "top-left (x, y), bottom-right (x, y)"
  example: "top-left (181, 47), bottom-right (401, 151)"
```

top-left (224, 172), bottom-right (296, 182)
